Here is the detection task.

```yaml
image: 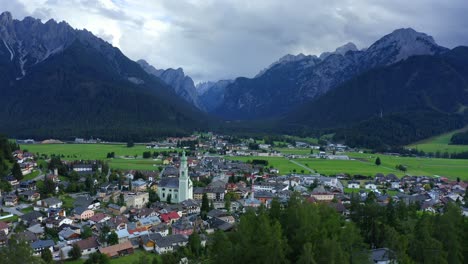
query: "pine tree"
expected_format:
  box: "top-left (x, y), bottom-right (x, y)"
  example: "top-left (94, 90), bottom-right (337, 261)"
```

top-left (12, 162), bottom-right (23, 180)
top-left (41, 249), bottom-right (53, 263)
top-left (108, 231), bottom-right (118, 245)
top-left (375, 157), bottom-right (381, 166)
top-left (69, 244), bottom-right (82, 260)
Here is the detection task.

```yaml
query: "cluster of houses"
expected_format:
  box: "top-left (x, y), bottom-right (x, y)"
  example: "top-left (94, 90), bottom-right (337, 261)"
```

top-left (0, 190), bottom-right (235, 260)
top-left (346, 173), bottom-right (468, 214)
top-left (0, 141), bottom-right (467, 263)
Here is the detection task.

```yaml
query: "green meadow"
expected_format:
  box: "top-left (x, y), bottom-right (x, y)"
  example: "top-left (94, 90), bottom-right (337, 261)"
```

top-left (20, 143), bottom-right (468, 179)
top-left (408, 126), bottom-right (468, 154)
top-left (21, 143), bottom-right (153, 160)
top-left (225, 156), bottom-right (306, 174)
top-left (227, 153), bottom-right (468, 180)
top-left (65, 250), bottom-right (152, 264)
top-left (273, 147), bottom-right (313, 155)
top-left (346, 152), bottom-right (468, 180)
top-left (20, 143), bottom-right (168, 171)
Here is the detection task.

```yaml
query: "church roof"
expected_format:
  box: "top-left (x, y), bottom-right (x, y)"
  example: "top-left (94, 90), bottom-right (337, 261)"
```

top-left (159, 177), bottom-right (179, 188)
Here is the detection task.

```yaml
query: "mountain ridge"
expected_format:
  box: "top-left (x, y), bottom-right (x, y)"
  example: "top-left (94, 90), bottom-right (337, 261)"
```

top-left (0, 11), bottom-right (212, 141)
top-left (212, 28), bottom-right (448, 120)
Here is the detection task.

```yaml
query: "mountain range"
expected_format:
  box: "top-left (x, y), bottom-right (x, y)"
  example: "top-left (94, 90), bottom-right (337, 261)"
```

top-left (0, 11), bottom-right (467, 148)
top-left (211, 28), bottom-right (448, 120)
top-left (0, 11), bottom-right (212, 141)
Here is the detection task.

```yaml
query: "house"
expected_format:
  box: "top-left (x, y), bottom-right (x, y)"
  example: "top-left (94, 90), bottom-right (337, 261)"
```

top-left (5, 176), bottom-right (19, 187)
top-left (180, 199), bottom-right (201, 215)
top-left (205, 217), bottom-right (233, 233)
top-left (0, 221), bottom-right (9, 235)
top-left (139, 216), bottom-right (161, 229)
top-left (140, 233), bottom-right (161, 252)
top-left (36, 197), bottom-right (63, 209)
top-left (27, 223), bottom-right (45, 236)
top-left (4, 194), bottom-right (18, 207)
top-left (131, 179), bottom-right (147, 192)
top-left (0, 230), bottom-right (7, 247)
top-left (107, 216), bottom-right (129, 231)
top-left (159, 211), bottom-right (181, 224)
top-left (46, 174), bottom-right (59, 183)
top-left (89, 213), bottom-right (110, 224)
top-left (172, 217), bottom-right (193, 236)
top-left (108, 204), bottom-right (127, 215)
top-left (20, 211), bottom-right (44, 226)
top-left (99, 241), bottom-right (134, 258)
top-left (311, 186), bottom-right (334, 201)
top-left (30, 239), bottom-right (55, 256)
top-left (20, 190), bottom-right (40, 201)
top-left (19, 180), bottom-right (37, 190)
top-left (75, 237), bottom-right (100, 255)
top-left (365, 182), bottom-right (377, 190)
top-left (370, 248), bottom-right (396, 264)
top-left (153, 233), bottom-right (188, 254)
top-left (116, 229), bottom-right (130, 244)
top-left (347, 181), bottom-right (360, 189)
top-left (124, 192), bottom-right (149, 209)
top-left (390, 181), bottom-right (400, 189)
top-left (58, 227), bottom-right (81, 241)
top-left (73, 206), bottom-right (95, 220)
top-left (152, 223), bottom-right (170, 237)
top-left (47, 208), bottom-right (67, 218)
top-left (73, 164), bottom-right (93, 174)
top-left (16, 230), bottom-right (38, 243)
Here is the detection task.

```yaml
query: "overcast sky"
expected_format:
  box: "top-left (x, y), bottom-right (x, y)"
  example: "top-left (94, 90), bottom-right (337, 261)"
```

top-left (3, 0), bottom-right (468, 82)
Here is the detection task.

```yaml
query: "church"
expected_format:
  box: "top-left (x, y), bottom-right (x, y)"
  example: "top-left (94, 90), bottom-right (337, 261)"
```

top-left (157, 151), bottom-right (193, 203)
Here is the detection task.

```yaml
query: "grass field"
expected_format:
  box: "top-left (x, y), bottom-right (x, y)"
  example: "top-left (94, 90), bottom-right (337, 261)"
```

top-left (346, 152), bottom-right (468, 180)
top-left (65, 249), bottom-right (152, 264)
top-left (294, 158), bottom-right (396, 176)
top-left (23, 170), bottom-right (40, 181)
top-left (20, 143), bottom-right (169, 171)
top-left (408, 126), bottom-right (468, 154)
top-left (108, 158), bottom-right (162, 170)
top-left (225, 156), bottom-right (306, 174)
top-left (227, 153), bottom-right (468, 180)
top-left (273, 148), bottom-right (313, 155)
top-left (21, 143), bottom-right (156, 160)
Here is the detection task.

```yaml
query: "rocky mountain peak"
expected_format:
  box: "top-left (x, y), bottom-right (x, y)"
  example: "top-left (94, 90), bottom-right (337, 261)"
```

top-left (319, 42), bottom-right (359, 60)
top-left (364, 27), bottom-right (446, 66)
top-left (137, 60), bottom-right (201, 108)
top-left (0, 11), bottom-right (13, 24)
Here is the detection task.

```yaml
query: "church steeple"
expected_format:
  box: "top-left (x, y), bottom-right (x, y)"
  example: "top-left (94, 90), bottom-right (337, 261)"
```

top-left (180, 151), bottom-right (188, 179)
top-left (178, 151), bottom-right (193, 202)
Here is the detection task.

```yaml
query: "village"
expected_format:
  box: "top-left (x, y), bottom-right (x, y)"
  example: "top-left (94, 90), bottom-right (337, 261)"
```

top-left (0, 134), bottom-right (467, 263)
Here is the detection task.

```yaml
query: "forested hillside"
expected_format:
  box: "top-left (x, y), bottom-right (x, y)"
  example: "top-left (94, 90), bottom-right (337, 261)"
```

top-left (283, 47), bottom-right (468, 149)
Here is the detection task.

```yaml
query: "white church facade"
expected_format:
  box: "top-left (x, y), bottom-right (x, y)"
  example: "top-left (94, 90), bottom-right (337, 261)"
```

top-left (157, 152), bottom-right (193, 203)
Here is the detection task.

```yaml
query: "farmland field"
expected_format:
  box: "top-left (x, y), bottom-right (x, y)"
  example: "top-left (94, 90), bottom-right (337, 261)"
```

top-left (108, 158), bottom-right (162, 170)
top-left (346, 152), bottom-right (468, 180)
top-left (272, 147), bottom-right (313, 155)
top-left (65, 249), bottom-right (152, 264)
top-left (294, 158), bottom-right (397, 177)
top-left (20, 143), bottom-right (160, 160)
top-left (225, 156), bottom-right (305, 174)
top-left (408, 126), bottom-right (468, 154)
top-left (20, 143), bottom-right (172, 171)
top-left (227, 154), bottom-right (468, 180)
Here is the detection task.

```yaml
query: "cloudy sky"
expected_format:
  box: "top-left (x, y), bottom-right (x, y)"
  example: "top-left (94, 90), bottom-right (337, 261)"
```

top-left (3, 0), bottom-right (468, 82)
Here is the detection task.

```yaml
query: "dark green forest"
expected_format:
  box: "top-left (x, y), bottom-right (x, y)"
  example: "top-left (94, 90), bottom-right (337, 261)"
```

top-left (451, 131), bottom-right (468, 145)
top-left (156, 193), bottom-right (468, 264)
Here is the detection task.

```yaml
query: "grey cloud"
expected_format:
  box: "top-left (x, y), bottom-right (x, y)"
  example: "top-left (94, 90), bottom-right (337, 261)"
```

top-left (3, 0), bottom-right (468, 82)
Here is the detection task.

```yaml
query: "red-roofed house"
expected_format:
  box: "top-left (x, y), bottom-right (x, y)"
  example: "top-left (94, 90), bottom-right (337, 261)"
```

top-left (159, 212), bottom-right (180, 224)
top-left (75, 237), bottom-right (99, 255)
top-left (89, 213), bottom-right (110, 224)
